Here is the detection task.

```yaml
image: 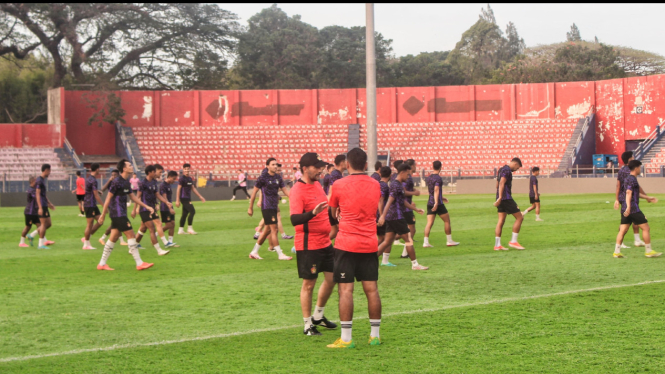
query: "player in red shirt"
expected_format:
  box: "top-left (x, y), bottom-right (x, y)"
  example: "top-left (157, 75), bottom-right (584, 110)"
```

top-left (290, 153), bottom-right (338, 336)
top-left (72, 170), bottom-right (85, 217)
top-left (327, 148), bottom-right (382, 349)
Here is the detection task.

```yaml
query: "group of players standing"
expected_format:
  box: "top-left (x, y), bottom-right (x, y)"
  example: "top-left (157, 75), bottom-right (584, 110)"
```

top-left (19, 160), bottom-right (208, 270)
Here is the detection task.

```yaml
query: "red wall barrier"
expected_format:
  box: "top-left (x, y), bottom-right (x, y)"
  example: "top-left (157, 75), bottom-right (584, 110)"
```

top-left (61, 74), bottom-right (665, 157)
top-left (0, 123), bottom-right (66, 148)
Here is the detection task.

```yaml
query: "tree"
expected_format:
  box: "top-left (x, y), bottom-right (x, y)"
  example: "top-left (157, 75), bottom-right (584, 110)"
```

top-left (231, 5), bottom-right (321, 89)
top-left (390, 51), bottom-right (463, 87)
top-left (566, 23), bottom-right (582, 42)
top-left (0, 3), bottom-right (240, 89)
top-left (504, 22), bottom-right (525, 60)
top-left (480, 4), bottom-right (497, 24)
top-left (447, 19), bottom-right (507, 84)
top-left (0, 55), bottom-right (50, 123)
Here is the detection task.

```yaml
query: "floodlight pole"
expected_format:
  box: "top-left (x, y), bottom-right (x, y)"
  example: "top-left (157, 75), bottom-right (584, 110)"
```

top-left (365, 3), bottom-right (377, 172)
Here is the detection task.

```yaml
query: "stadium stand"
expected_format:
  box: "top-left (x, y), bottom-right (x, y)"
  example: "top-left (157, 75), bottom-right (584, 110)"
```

top-left (0, 148), bottom-right (69, 181)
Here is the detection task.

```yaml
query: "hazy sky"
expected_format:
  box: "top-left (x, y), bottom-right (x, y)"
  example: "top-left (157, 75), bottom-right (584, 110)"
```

top-left (222, 3), bottom-right (665, 58)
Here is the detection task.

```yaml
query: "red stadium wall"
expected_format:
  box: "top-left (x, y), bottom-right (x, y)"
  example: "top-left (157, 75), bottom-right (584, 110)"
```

top-left (62, 74), bottom-right (665, 157)
top-left (0, 123), bottom-right (66, 148)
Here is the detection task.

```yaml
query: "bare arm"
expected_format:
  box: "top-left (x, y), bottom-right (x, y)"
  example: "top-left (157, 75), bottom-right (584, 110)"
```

top-left (378, 196), bottom-right (395, 225)
top-left (281, 186), bottom-right (290, 198)
top-left (192, 186), bottom-right (206, 202)
top-left (405, 200), bottom-right (423, 213)
top-left (534, 183), bottom-right (539, 198)
top-left (156, 191), bottom-right (171, 206)
top-left (378, 196), bottom-right (385, 217)
top-left (98, 191), bottom-right (113, 224)
top-left (624, 189), bottom-right (633, 216)
top-left (405, 189), bottom-right (420, 197)
top-left (132, 190), bottom-right (142, 217)
top-left (433, 186), bottom-right (440, 206)
top-left (129, 192), bottom-right (153, 213)
top-left (94, 188), bottom-right (103, 205)
top-left (248, 187), bottom-right (259, 216)
top-left (175, 185), bottom-right (182, 207)
top-left (494, 178), bottom-right (506, 206)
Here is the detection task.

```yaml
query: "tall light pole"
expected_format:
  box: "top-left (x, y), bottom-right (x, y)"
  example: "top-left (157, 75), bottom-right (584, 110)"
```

top-left (365, 3), bottom-right (377, 171)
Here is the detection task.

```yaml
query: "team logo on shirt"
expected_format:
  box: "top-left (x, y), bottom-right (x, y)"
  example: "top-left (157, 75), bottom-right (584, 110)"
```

top-left (124, 189), bottom-right (130, 193)
top-left (127, 222), bottom-right (131, 227)
top-left (311, 264), bottom-right (317, 274)
top-left (271, 216), bottom-right (276, 222)
top-left (340, 273), bottom-right (346, 279)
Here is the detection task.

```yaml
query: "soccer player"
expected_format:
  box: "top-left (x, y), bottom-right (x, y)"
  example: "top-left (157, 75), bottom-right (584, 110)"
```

top-left (370, 161), bottom-right (382, 182)
top-left (72, 170), bottom-right (85, 217)
top-left (290, 153), bottom-right (338, 336)
top-left (99, 169), bottom-right (128, 246)
top-left (248, 158), bottom-right (292, 260)
top-left (613, 160), bottom-right (661, 258)
top-left (494, 158), bottom-right (525, 251)
top-left (81, 163), bottom-right (104, 250)
top-left (403, 159), bottom-right (420, 241)
top-left (327, 148), bottom-right (382, 348)
top-left (19, 176), bottom-right (41, 247)
top-left (160, 170), bottom-right (179, 247)
top-left (522, 167), bottom-right (544, 221)
top-left (231, 169), bottom-right (250, 200)
top-left (176, 163), bottom-right (206, 235)
top-left (327, 154), bottom-right (347, 241)
top-left (321, 164), bottom-right (334, 195)
top-left (376, 166), bottom-right (391, 246)
top-left (614, 151), bottom-right (646, 248)
top-left (96, 159), bottom-right (155, 271)
top-left (132, 165), bottom-right (171, 256)
top-left (35, 164), bottom-right (56, 249)
top-left (423, 161), bottom-right (459, 247)
top-left (377, 163), bottom-right (428, 269)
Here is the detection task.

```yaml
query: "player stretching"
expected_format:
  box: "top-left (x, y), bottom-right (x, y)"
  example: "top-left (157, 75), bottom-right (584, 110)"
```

top-left (81, 163), bottom-right (104, 250)
top-left (72, 170), bottom-right (85, 217)
top-left (522, 167), bottom-right (543, 221)
top-left (423, 161), bottom-right (459, 248)
top-left (35, 164), bottom-right (56, 249)
top-left (19, 176), bottom-right (41, 247)
top-left (370, 161), bottom-right (382, 182)
top-left (614, 160), bottom-right (661, 258)
top-left (614, 151), bottom-right (646, 248)
top-left (160, 171), bottom-right (179, 247)
top-left (248, 158), bottom-right (292, 260)
top-left (99, 169), bottom-right (127, 246)
top-left (376, 166), bottom-right (391, 246)
top-left (327, 148), bottom-right (382, 348)
top-left (133, 165), bottom-right (171, 256)
top-left (290, 153), bottom-right (338, 336)
top-left (494, 158), bottom-right (524, 251)
top-left (327, 154), bottom-right (347, 241)
top-left (176, 163), bottom-right (206, 235)
top-left (96, 159), bottom-right (154, 271)
top-left (378, 164), bottom-right (428, 269)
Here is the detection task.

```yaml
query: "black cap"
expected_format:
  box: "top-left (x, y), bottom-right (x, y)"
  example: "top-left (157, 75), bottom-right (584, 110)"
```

top-left (511, 157), bottom-right (522, 167)
top-left (300, 152), bottom-right (328, 168)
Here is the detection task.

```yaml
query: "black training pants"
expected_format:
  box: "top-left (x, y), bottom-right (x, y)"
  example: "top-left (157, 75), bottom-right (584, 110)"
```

top-left (180, 199), bottom-right (195, 227)
top-left (233, 185), bottom-right (250, 197)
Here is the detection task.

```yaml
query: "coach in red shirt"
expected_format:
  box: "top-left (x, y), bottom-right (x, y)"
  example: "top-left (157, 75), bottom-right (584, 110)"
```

top-left (290, 152), bottom-right (338, 336)
top-left (327, 148), bottom-right (382, 349)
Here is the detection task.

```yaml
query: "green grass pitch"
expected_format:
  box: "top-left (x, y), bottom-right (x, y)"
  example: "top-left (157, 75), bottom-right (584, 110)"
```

top-left (2, 193), bottom-right (665, 373)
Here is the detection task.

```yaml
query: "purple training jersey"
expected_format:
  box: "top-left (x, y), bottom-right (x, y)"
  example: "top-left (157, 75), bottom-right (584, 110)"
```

top-left (255, 172), bottom-right (285, 210)
top-left (139, 178), bottom-right (159, 212)
top-left (179, 175), bottom-right (194, 199)
top-left (159, 181), bottom-right (173, 212)
top-left (617, 165), bottom-right (630, 202)
top-left (322, 174), bottom-right (332, 195)
top-left (529, 175), bottom-right (538, 197)
top-left (329, 169), bottom-right (344, 187)
top-left (24, 186), bottom-right (38, 215)
top-left (496, 165), bottom-right (513, 201)
top-left (622, 175), bottom-right (641, 214)
top-left (377, 180), bottom-right (389, 219)
top-left (426, 174), bottom-right (444, 207)
top-left (84, 175), bottom-right (99, 208)
top-left (34, 176), bottom-right (48, 207)
top-left (370, 172), bottom-right (381, 182)
top-left (404, 175), bottom-right (415, 212)
top-left (386, 179), bottom-right (406, 221)
top-left (108, 176), bottom-right (132, 218)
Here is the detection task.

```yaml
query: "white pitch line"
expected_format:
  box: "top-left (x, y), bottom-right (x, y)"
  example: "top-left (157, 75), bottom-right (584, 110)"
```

top-left (2, 279), bottom-right (664, 364)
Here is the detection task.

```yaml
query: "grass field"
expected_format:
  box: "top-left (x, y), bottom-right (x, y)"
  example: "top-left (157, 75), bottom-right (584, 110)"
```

top-left (2, 193), bottom-right (665, 373)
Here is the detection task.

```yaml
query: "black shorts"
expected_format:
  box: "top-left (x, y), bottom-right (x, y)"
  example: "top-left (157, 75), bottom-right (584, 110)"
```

top-left (111, 216), bottom-right (133, 231)
top-left (85, 206), bottom-right (101, 218)
top-left (24, 214), bottom-right (39, 226)
top-left (529, 196), bottom-right (540, 204)
top-left (427, 204), bottom-right (448, 215)
top-left (404, 211), bottom-right (416, 225)
top-left (377, 221), bottom-right (386, 236)
top-left (38, 207), bottom-right (50, 218)
top-left (328, 207), bottom-right (339, 226)
top-left (621, 211), bottom-right (648, 225)
top-left (333, 248), bottom-right (379, 283)
top-left (297, 245), bottom-right (335, 279)
top-left (161, 211), bottom-right (175, 223)
top-left (386, 219), bottom-right (410, 235)
top-left (262, 209), bottom-right (278, 225)
top-left (76, 194), bottom-right (85, 202)
top-left (497, 199), bottom-right (520, 214)
top-left (140, 210), bottom-right (160, 223)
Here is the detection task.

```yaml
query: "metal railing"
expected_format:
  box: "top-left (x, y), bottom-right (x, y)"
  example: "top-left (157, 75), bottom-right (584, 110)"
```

top-left (63, 138), bottom-right (83, 169)
top-left (634, 120), bottom-right (665, 160)
top-left (116, 122), bottom-right (140, 175)
top-left (570, 115), bottom-right (592, 167)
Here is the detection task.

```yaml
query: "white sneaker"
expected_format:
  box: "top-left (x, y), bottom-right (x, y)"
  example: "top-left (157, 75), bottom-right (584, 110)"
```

top-left (535, 218), bottom-right (544, 221)
top-left (230, 196), bottom-right (236, 201)
top-left (412, 264), bottom-right (429, 270)
top-left (178, 229), bottom-right (187, 235)
top-left (423, 243), bottom-right (433, 248)
top-left (249, 253), bottom-right (263, 260)
top-left (620, 243), bottom-right (630, 249)
top-left (158, 249), bottom-right (170, 256)
top-left (78, 213), bottom-right (85, 217)
top-left (446, 241), bottom-right (460, 246)
top-left (278, 254), bottom-right (293, 260)
top-left (187, 229), bottom-right (198, 235)
top-left (634, 240), bottom-right (646, 247)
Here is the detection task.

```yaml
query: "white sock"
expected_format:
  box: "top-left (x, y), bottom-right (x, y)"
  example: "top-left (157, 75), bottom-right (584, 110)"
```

top-left (495, 237), bottom-right (501, 247)
top-left (188, 225), bottom-right (194, 231)
top-left (251, 243), bottom-right (261, 255)
top-left (511, 232), bottom-right (519, 243)
top-left (341, 321), bottom-right (352, 342)
top-left (304, 316), bottom-right (312, 330)
top-left (137, 230), bottom-right (145, 237)
top-left (84, 240), bottom-right (91, 247)
top-left (20, 237), bottom-right (25, 244)
top-left (161, 236), bottom-right (168, 245)
top-left (382, 253), bottom-right (391, 264)
top-left (120, 237), bottom-right (127, 244)
top-left (178, 227), bottom-right (185, 232)
top-left (446, 235), bottom-right (453, 243)
top-left (313, 306), bottom-right (325, 321)
top-left (614, 243), bottom-right (621, 254)
top-left (411, 259), bottom-right (419, 266)
top-left (100, 240), bottom-right (115, 266)
top-left (401, 245), bottom-right (408, 257)
top-left (168, 236), bottom-right (173, 242)
top-left (536, 214), bottom-right (540, 219)
top-left (128, 238), bottom-right (143, 266)
top-left (423, 237), bottom-right (430, 245)
top-left (154, 243), bottom-right (163, 252)
top-left (39, 238), bottom-right (44, 247)
top-left (370, 319), bottom-right (381, 338)
top-left (274, 246), bottom-right (284, 256)
top-left (635, 233), bottom-right (641, 242)
top-left (43, 236), bottom-right (48, 242)
top-left (30, 230), bottom-right (38, 238)
top-left (646, 243), bottom-right (652, 253)
top-left (522, 210), bottom-right (529, 215)
top-left (101, 234), bottom-right (107, 240)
